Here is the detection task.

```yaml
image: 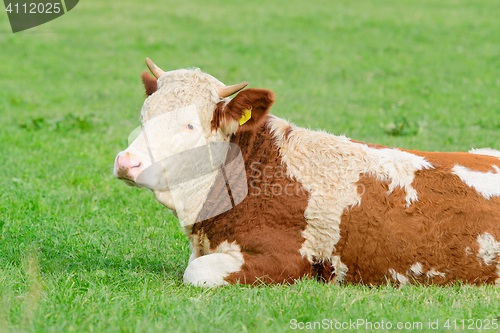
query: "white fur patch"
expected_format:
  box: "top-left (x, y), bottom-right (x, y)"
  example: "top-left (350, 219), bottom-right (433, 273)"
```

top-left (477, 233), bottom-right (500, 265)
top-left (477, 233), bottom-right (500, 284)
top-left (407, 263), bottom-right (446, 280)
top-left (117, 68), bottom-right (238, 232)
top-left (330, 255), bottom-right (348, 284)
top-left (388, 268), bottom-right (408, 286)
top-left (408, 262), bottom-right (423, 276)
top-left (426, 268), bottom-right (445, 279)
top-left (452, 165), bottom-right (500, 199)
top-left (183, 241), bottom-right (244, 287)
top-left (469, 148), bottom-right (500, 159)
top-left (269, 116), bottom-right (433, 264)
top-left (370, 148), bottom-right (433, 205)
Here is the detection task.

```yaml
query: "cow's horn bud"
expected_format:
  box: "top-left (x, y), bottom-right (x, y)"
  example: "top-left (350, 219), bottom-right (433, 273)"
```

top-left (145, 58), bottom-right (165, 79)
top-left (217, 82), bottom-right (248, 98)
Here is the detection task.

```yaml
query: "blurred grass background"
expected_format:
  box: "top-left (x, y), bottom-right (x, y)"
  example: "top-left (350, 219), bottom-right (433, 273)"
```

top-left (1, 0), bottom-right (500, 332)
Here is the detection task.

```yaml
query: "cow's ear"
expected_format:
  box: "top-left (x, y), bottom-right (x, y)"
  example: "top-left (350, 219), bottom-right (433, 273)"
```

top-left (212, 88), bottom-right (274, 134)
top-left (141, 71), bottom-right (158, 96)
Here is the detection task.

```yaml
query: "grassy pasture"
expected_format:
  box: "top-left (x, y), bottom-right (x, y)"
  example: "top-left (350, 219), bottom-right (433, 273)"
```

top-left (1, 0), bottom-right (500, 331)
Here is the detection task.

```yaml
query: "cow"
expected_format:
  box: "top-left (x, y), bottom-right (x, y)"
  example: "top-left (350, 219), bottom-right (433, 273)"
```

top-left (114, 58), bottom-right (500, 287)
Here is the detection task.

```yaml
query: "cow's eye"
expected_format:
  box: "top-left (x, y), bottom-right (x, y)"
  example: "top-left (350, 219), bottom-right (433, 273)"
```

top-left (184, 123), bottom-right (198, 132)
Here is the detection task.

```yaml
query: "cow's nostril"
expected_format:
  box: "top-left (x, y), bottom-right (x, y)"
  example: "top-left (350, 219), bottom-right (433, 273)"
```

top-left (132, 162), bottom-right (142, 169)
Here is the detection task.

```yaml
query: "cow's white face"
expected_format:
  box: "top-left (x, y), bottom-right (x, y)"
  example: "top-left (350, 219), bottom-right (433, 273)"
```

top-left (114, 59), bottom-right (273, 226)
top-left (113, 62), bottom-right (249, 224)
top-left (120, 104), bottom-right (207, 187)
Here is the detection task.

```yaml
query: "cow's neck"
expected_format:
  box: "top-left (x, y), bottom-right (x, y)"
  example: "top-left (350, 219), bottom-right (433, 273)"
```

top-left (152, 134), bottom-right (234, 229)
top-left (153, 172), bottom-right (222, 224)
top-left (158, 116), bottom-right (281, 237)
top-left (187, 116), bottom-right (280, 238)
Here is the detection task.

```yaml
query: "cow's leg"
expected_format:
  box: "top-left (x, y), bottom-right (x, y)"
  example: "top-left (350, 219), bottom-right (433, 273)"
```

top-left (183, 252), bottom-right (244, 287)
top-left (183, 249), bottom-right (313, 286)
top-left (225, 251), bottom-right (313, 285)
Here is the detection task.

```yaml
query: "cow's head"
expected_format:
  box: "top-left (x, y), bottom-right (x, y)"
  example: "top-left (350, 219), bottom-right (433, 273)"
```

top-left (113, 58), bottom-right (274, 224)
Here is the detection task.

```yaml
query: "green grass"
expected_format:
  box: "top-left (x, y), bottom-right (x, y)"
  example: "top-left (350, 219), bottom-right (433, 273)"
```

top-left (1, 0), bottom-right (500, 331)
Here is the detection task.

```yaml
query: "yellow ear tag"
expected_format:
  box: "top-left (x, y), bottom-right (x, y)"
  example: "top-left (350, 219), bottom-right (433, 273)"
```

top-left (239, 109), bottom-right (252, 125)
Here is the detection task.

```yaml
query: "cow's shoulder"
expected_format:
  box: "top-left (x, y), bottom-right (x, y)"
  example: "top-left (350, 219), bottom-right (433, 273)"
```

top-left (191, 117), bottom-right (314, 284)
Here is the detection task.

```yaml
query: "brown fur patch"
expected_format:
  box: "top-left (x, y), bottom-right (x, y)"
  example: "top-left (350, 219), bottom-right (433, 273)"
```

top-left (210, 89), bottom-right (275, 133)
top-left (335, 168), bottom-right (500, 285)
top-left (194, 116), bottom-right (313, 285)
top-left (210, 101), bottom-right (226, 133)
top-left (408, 150), bottom-right (500, 173)
top-left (141, 71), bottom-right (158, 96)
top-left (283, 125), bottom-right (294, 140)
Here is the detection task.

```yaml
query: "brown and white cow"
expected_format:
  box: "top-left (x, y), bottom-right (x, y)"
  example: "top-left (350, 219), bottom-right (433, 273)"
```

top-left (114, 58), bottom-right (500, 287)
